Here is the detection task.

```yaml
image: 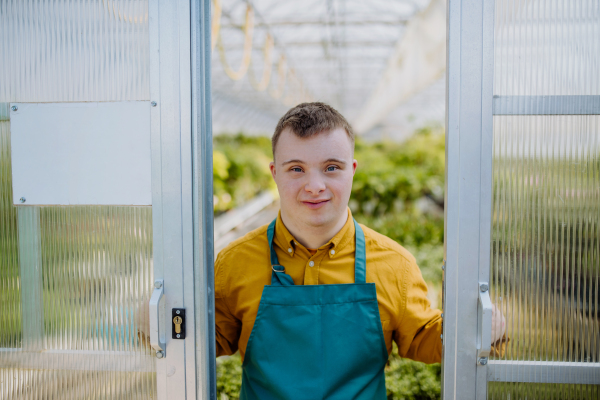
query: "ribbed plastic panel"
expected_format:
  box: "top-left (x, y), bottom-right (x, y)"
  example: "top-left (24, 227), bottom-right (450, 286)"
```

top-left (0, 0), bottom-right (155, 398)
top-left (36, 205), bottom-right (154, 352)
top-left (0, 121), bottom-right (20, 349)
top-left (0, 0), bottom-right (149, 102)
top-left (491, 115), bottom-right (600, 363)
top-left (0, 120), bottom-right (157, 398)
top-left (489, 382), bottom-right (600, 399)
top-left (490, 1), bottom-right (600, 397)
top-left (494, 0), bottom-right (600, 96)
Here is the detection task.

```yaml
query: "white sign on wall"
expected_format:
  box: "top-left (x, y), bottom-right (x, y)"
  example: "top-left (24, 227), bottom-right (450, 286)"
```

top-left (10, 102), bottom-right (151, 206)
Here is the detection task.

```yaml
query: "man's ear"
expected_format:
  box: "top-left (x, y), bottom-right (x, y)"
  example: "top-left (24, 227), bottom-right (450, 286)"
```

top-left (269, 161), bottom-right (276, 179)
top-left (352, 159), bottom-right (358, 175)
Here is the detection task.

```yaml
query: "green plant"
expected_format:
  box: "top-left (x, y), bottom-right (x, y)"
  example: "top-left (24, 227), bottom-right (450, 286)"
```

top-left (385, 349), bottom-right (441, 400)
top-left (217, 354), bottom-right (243, 400)
top-left (351, 127), bottom-right (445, 217)
top-left (213, 134), bottom-right (276, 214)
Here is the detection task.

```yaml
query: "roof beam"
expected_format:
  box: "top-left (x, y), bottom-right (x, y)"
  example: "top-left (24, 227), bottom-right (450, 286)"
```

top-left (217, 41), bottom-right (398, 49)
top-left (221, 19), bottom-right (409, 29)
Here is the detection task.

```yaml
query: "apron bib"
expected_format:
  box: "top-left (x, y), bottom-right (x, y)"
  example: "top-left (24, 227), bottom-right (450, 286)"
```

top-left (240, 219), bottom-right (388, 400)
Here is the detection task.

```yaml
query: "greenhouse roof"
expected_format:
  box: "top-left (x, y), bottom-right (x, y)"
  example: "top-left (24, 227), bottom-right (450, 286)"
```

top-left (212, 0), bottom-right (446, 137)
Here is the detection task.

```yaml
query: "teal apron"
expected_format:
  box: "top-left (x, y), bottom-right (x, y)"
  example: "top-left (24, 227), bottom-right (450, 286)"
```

top-left (240, 219), bottom-right (388, 400)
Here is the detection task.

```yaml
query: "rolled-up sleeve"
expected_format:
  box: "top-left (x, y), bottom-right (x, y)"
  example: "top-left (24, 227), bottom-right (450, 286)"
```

top-left (394, 258), bottom-right (442, 364)
top-left (214, 251), bottom-right (241, 357)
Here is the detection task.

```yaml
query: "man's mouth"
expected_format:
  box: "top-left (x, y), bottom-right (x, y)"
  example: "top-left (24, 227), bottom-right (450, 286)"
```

top-left (301, 199), bottom-right (330, 209)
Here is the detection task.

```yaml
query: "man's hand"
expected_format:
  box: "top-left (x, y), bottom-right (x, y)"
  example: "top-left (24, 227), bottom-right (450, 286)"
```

top-left (491, 304), bottom-right (506, 344)
top-left (135, 296), bottom-right (151, 341)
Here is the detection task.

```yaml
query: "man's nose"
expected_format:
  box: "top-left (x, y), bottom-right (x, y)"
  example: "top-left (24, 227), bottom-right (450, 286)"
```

top-left (304, 171), bottom-right (326, 194)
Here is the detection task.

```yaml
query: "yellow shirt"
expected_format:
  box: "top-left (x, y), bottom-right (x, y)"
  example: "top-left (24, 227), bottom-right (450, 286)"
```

top-left (215, 209), bottom-right (442, 364)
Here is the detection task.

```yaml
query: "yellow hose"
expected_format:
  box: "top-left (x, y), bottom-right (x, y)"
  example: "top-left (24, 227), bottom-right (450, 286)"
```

top-left (283, 69), bottom-right (303, 106)
top-left (211, 0), bottom-right (222, 50)
top-left (212, 2), bottom-right (309, 103)
top-left (102, 0), bottom-right (148, 23)
top-left (217, 5), bottom-right (254, 81)
top-left (269, 55), bottom-right (287, 99)
top-left (248, 34), bottom-right (274, 91)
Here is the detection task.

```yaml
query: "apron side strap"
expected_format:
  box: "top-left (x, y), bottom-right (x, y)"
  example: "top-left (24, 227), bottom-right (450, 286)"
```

top-left (353, 219), bottom-right (367, 284)
top-left (267, 219), bottom-right (279, 266)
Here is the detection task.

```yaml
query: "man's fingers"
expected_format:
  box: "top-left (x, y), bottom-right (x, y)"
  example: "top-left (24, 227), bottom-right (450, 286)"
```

top-left (491, 304), bottom-right (506, 343)
top-left (135, 297), bottom-right (152, 337)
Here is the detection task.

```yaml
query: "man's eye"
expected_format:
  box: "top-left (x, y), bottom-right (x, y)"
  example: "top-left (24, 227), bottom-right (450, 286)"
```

top-left (291, 167), bottom-right (303, 172)
top-left (326, 166), bottom-right (338, 172)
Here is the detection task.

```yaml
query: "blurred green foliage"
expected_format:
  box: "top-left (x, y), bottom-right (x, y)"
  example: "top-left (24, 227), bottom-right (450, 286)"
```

top-left (214, 128), bottom-right (446, 400)
top-left (351, 127), bottom-right (445, 218)
top-left (358, 211), bottom-right (443, 249)
top-left (213, 134), bottom-right (276, 214)
top-left (385, 349), bottom-right (442, 400)
top-left (217, 355), bottom-right (243, 398)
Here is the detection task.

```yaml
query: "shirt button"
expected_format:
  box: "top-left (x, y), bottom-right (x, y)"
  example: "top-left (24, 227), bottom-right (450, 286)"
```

top-left (288, 248), bottom-right (292, 253)
top-left (308, 261), bottom-right (314, 267)
top-left (330, 249), bottom-right (335, 255)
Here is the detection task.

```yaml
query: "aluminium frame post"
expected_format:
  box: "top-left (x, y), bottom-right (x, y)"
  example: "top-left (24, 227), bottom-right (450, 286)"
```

top-left (149, 0), bottom-right (199, 398)
top-left (191, 0), bottom-right (217, 398)
top-left (443, 0), bottom-right (495, 398)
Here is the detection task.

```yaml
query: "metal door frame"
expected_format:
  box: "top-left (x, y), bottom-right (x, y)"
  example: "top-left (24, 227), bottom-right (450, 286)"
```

top-left (0, 1), bottom-right (214, 398)
top-left (191, 0), bottom-right (217, 398)
top-left (443, 0), bottom-right (600, 398)
top-left (443, 0), bottom-right (495, 398)
top-left (149, 0), bottom-right (215, 398)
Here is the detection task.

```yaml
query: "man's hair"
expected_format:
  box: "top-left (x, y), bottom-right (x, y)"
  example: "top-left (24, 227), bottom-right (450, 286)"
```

top-left (272, 102), bottom-right (354, 157)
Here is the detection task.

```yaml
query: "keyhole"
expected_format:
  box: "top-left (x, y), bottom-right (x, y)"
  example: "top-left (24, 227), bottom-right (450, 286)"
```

top-left (173, 316), bottom-right (183, 333)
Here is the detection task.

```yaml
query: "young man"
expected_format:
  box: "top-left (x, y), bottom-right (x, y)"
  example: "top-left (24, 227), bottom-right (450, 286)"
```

top-left (215, 102), bottom-right (504, 399)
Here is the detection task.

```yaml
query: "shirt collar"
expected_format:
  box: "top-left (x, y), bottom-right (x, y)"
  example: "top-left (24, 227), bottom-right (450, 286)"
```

top-left (274, 208), bottom-right (355, 258)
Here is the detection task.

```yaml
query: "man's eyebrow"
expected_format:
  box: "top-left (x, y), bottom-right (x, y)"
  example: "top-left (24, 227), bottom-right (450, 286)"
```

top-left (281, 158), bottom-right (347, 166)
top-left (281, 159), bottom-right (305, 166)
top-left (323, 158), bottom-right (347, 165)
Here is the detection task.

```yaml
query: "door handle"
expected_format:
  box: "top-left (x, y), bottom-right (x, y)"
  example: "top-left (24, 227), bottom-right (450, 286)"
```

top-left (149, 279), bottom-right (166, 358)
top-left (477, 282), bottom-right (492, 361)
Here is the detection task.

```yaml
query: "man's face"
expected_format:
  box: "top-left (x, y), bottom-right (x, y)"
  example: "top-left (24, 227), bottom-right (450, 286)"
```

top-left (270, 127), bottom-right (357, 231)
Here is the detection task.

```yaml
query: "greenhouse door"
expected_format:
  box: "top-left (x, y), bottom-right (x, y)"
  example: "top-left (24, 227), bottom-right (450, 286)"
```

top-left (0, 1), bottom-right (215, 399)
top-left (443, 0), bottom-right (600, 399)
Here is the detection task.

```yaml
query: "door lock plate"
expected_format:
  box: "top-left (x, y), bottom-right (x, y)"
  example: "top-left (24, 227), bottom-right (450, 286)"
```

top-left (172, 308), bottom-right (186, 339)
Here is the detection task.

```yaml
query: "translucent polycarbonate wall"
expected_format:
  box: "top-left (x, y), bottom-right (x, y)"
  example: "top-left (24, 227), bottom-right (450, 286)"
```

top-left (0, 115), bottom-right (20, 350)
top-left (0, 1), bottom-right (155, 398)
top-left (0, 0), bottom-right (149, 102)
top-left (494, 0), bottom-right (600, 96)
top-left (34, 206), bottom-right (153, 352)
top-left (489, 0), bottom-right (600, 397)
top-left (488, 382), bottom-right (600, 399)
top-left (491, 115), bottom-right (600, 362)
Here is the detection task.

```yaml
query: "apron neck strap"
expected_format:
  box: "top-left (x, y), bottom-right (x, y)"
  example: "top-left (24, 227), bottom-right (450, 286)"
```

top-left (353, 219), bottom-right (367, 284)
top-left (267, 219), bottom-right (295, 286)
top-left (267, 218), bottom-right (367, 285)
